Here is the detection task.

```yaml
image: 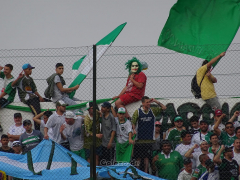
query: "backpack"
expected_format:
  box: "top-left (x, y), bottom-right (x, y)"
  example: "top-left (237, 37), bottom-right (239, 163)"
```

top-left (191, 74), bottom-right (205, 99)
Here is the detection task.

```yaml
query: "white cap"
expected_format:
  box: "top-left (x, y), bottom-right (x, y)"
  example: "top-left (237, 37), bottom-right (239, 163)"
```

top-left (118, 107), bottom-right (126, 114)
top-left (65, 111), bottom-right (77, 119)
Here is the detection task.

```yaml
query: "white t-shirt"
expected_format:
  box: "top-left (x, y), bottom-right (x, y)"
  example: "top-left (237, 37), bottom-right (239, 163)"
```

top-left (115, 117), bottom-right (132, 144)
top-left (52, 75), bottom-right (67, 102)
top-left (233, 149), bottom-right (240, 165)
top-left (8, 124), bottom-right (25, 146)
top-left (191, 131), bottom-right (211, 145)
top-left (46, 111), bottom-right (67, 144)
top-left (177, 169), bottom-right (194, 180)
top-left (175, 143), bottom-right (200, 169)
top-left (40, 120), bottom-right (53, 140)
top-left (63, 117), bottom-right (84, 151)
top-left (192, 151), bottom-right (214, 167)
top-left (211, 123), bottom-right (225, 131)
top-left (233, 121), bottom-right (240, 128)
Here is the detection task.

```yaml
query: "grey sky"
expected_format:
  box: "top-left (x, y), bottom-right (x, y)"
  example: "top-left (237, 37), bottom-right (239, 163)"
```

top-left (0, 1), bottom-right (240, 101)
top-left (1, 1), bottom-right (240, 48)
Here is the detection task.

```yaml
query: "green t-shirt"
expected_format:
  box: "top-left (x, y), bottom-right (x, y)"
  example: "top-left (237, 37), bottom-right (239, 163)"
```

top-left (167, 128), bottom-right (186, 148)
top-left (220, 131), bottom-right (237, 146)
top-left (0, 72), bottom-right (16, 102)
top-left (192, 164), bottom-right (207, 179)
top-left (155, 151), bottom-right (183, 180)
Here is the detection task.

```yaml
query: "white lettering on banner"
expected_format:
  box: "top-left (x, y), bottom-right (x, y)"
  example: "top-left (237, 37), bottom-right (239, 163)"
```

top-left (140, 117), bottom-right (152, 122)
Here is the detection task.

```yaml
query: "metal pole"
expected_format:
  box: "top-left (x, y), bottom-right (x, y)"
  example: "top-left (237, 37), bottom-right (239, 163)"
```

top-left (90, 44), bottom-right (97, 180)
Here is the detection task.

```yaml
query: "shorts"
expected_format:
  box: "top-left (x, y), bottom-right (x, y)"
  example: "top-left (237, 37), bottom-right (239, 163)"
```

top-left (72, 149), bottom-right (86, 159)
top-left (205, 96), bottom-right (221, 110)
top-left (133, 142), bottom-right (152, 160)
top-left (85, 146), bottom-right (102, 159)
top-left (119, 93), bottom-right (139, 106)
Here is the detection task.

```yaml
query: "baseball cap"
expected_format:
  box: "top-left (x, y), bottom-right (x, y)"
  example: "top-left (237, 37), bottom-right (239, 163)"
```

top-left (12, 141), bottom-right (21, 147)
top-left (215, 109), bottom-right (223, 116)
top-left (22, 63), bottom-right (35, 70)
top-left (200, 140), bottom-right (208, 145)
top-left (101, 101), bottom-right (111, 108)
top-left (118, 107), bottom-right (126, 114)
top-left (174, 116), bottom-right (183, 122)
top-left (75, 110), bottom-right (84, 116)
top-left (23, 119), bottom-right (32, 126)
top-left (56, 100), bottom-right (68, 107)
top-left (65, 111), bottom-right (77, 119)
top-left (155, 121), bottom-right (161, 126)
top-left (14, 113), bottom-right (22, 118)
top-left (183, 158), bottom-right (192, 165)
top-left (205, 159), bottom-right (214, 167)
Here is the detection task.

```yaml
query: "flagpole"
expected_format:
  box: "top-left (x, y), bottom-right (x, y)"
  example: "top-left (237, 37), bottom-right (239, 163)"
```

top-left (90, 44), bottom-right (97, 179)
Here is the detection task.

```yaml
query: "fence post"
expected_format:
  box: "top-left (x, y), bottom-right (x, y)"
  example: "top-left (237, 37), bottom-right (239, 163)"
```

top-left (90, 44), bottom-right (97, 179)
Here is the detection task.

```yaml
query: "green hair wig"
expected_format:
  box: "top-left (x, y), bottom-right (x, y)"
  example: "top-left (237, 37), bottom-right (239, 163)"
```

top-left (125, 57), bottom-right (142, 74)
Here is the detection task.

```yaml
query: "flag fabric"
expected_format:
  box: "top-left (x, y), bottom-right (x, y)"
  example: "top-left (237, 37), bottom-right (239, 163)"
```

top-left (158, 0), bottom-right (240, 66)
top-left (0, 140), bottom-right (89, 180)
top-left (69, 22), bottom-right (127, 98)
top-left (116, 135), bottom-right (136, 163)
top-left (0, 139), bottom-right (165, 180)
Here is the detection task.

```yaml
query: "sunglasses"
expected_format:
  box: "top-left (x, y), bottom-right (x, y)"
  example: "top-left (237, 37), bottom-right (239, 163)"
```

top-left (175, 120), bottom-right (183, 123)
top-left (225, 126), bottom-right (233, 129)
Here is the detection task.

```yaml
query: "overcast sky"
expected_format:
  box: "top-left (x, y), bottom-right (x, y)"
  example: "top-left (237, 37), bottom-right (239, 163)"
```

top-left (1, 0), bottom-right (238, 49)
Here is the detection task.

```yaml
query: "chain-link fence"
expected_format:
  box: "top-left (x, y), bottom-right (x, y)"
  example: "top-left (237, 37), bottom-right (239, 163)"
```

top-left (0, 44), bottom-right (240, 179)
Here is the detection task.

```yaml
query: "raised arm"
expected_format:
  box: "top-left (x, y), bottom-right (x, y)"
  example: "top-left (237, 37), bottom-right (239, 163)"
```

top-left (213, 114), bottom-right (226, 136)
top-left (185, 144), bottom-right (198, 158)
top-left (152, 98), bottom-right (167, 110)
top-left (213, 145), bottom-right (224, 164)
top-left (33, 112), bottom-right (45, 125)
top-left (111, 106), bottom-right (117, 117)
top-left (207, 52), bottom-right (225, 68)
top-left (228, 111), bottom-right (239, 123)
top-left (11, 71), bottom-right (24, 87)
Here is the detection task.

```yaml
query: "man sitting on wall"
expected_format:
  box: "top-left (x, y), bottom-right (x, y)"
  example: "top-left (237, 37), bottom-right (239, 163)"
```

top-left (112, 57), bottom-right (147, 119)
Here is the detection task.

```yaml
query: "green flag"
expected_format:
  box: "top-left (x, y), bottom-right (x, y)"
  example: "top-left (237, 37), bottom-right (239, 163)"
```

top-left (158, 0), bottom-right (240, 66)
top-left (115, 135), bottom-right (135, 163)
top-left (69, 22), bottom-right (127, 98)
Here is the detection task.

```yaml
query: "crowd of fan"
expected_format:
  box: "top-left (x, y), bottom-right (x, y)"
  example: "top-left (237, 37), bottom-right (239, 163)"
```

top-left (1, 97), bottom-right (240, 180)
top-left (1, 52), bottom-right (240, 180)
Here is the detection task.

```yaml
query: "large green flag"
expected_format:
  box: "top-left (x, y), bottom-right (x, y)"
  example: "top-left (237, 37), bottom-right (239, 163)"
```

top-left (69, 22), bottom-right (127, 98)
top-left (158, 0), bottom-right (240, 65)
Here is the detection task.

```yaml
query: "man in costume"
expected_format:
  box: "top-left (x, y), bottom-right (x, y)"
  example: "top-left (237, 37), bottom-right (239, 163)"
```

top-left (112, 57), bottom-right (147, 119)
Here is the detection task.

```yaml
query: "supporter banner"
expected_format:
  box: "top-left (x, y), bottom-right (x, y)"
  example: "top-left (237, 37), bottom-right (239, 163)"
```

top-left (0, 140), bottom-right (163, 180)
top-left (158, 0), bottom-right (240, 66)
top-left (69, 22), bottom-right (127, 98)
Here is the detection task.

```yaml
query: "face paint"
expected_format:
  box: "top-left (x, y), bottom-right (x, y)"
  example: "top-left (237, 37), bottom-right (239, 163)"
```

top-left (131, 62), bottom-right (139, 73)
